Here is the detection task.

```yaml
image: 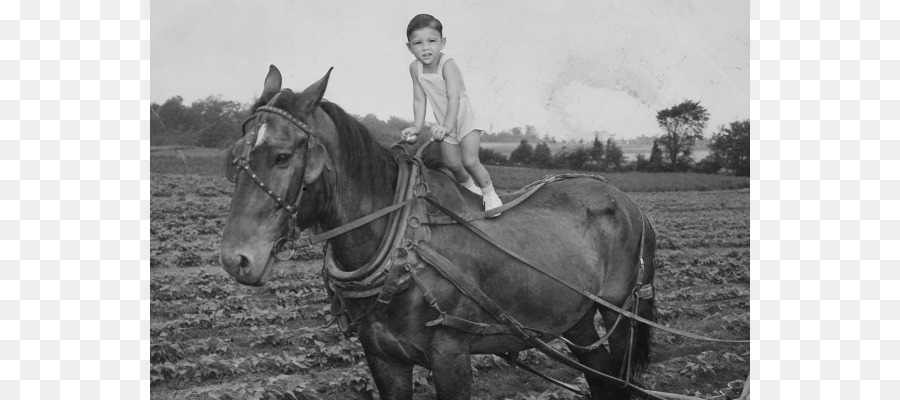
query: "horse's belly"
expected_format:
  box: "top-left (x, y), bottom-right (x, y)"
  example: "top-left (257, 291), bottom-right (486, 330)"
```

top-left (432, 213), bottom-right (619, 334)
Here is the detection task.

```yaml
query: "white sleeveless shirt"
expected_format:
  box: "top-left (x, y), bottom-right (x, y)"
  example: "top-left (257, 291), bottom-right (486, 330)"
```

top-left (416, 55), bottom-right (484, 144)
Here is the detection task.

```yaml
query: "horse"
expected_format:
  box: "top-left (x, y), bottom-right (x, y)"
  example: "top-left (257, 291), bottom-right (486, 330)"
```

top-left (219, 65), bottom-right (657, 400)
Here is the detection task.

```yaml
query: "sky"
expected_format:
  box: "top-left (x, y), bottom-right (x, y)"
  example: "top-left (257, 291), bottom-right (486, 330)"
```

top-left (151, 0), bottom-right (749, 140)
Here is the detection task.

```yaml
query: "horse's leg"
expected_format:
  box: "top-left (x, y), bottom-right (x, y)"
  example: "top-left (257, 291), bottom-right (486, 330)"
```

top-left (429, 329), bottom-right (472, 400)
top-left (563, 307), bottom-right (630, 400)
top-left (365, 353), bottom-right (414, 400)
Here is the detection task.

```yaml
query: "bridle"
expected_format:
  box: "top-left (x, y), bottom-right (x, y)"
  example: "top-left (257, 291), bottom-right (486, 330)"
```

top-left (228, 100), bottom-right (318, 257)
top-left (227, 97), bottom-right (428, 262)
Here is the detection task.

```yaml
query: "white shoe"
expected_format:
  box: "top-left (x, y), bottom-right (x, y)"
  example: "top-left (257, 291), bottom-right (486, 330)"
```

top-left (483, 192), bottom-right (503, 217)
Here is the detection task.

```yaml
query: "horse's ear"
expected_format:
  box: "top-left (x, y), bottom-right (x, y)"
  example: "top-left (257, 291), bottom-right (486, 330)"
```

top-left (294, 67), bottom-right (333, 117)
top-left (303, 141), bottom-right (333, 185)
top-left (262, 65), bottom-right (282, 100)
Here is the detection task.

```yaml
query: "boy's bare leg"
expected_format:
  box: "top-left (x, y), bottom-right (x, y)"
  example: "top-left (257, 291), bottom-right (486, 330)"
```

top-left (441, 141), bottom-right (472, 183)
top-left (459, 132), bottom-right (491, 187)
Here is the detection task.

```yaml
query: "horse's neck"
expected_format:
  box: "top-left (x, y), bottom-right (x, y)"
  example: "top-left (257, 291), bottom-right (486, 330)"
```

top-left (324, 157), bottom-right (399, 270)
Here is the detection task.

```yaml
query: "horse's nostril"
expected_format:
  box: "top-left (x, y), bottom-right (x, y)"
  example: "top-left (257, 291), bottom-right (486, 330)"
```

top-left (238, 255), bottom-right (250, 275)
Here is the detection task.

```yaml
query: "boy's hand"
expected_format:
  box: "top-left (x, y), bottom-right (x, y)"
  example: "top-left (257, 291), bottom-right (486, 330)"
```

top-left (431, 125), bottom-right (453, 142)
top-left (401, 127), bottom-right (420, 144)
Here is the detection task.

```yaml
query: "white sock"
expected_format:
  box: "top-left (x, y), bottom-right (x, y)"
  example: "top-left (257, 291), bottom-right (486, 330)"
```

top-left (481, 183), bottom-right (497, 197)
top-left (461, 178), bottom-right (482, 195)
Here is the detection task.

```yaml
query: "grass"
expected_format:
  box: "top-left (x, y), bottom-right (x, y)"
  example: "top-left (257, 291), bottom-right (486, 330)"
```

top-left (151, 146), bottom-right (749, 193)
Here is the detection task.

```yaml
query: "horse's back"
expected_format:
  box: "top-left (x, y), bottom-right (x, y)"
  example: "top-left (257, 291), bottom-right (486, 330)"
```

top-left (426, 176), bottom-right (644, 335)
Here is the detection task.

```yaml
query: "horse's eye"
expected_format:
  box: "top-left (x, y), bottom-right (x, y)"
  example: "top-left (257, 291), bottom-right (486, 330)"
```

top-left (275, 154), bottom-right (291, 164)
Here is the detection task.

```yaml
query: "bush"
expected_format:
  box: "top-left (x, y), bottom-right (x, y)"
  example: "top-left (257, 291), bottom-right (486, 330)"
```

top-left (694, 156), bottom-right (723, 174)
top-left (509, 139), bottom-right (534, 164)
top-left (479, 148), bottom-right (508, 165)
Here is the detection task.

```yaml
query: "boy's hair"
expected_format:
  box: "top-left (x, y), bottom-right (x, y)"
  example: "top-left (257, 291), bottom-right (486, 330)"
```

top-left (406, 14), bottom-right (443, 40)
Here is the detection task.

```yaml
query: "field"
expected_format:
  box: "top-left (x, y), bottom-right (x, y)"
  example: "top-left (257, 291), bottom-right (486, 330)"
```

top-left (151, 147), bottom-right (749, 399)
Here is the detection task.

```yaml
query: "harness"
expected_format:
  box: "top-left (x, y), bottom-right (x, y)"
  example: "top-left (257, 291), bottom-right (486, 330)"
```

top-left (230, 103), bottom-right (749, 399)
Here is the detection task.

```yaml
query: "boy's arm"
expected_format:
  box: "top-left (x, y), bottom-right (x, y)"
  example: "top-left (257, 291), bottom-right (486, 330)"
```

top-left (409, 61), bottom-right (426, 132)
top-left (441, 59), bottom-right (462, 133)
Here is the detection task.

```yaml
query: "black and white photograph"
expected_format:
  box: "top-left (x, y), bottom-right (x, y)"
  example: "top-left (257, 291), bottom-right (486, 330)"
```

top-left (150, 1), bottom-right (750, 399)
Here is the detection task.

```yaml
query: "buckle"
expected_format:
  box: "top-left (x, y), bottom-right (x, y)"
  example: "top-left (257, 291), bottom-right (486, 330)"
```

top-left (636, 284), bottom-right (654, 300)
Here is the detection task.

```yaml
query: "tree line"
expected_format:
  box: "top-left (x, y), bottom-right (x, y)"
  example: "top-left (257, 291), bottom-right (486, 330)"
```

top-left (149, 95), bottom-right (550, 148)
top-left (482, 100), bottom-right (748, 177)
top-left (150, 96), bottom-right (749, 176)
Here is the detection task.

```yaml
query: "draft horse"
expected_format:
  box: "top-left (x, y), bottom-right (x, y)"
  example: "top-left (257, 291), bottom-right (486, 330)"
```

top-left (219, 65), bottom-right (657, 400)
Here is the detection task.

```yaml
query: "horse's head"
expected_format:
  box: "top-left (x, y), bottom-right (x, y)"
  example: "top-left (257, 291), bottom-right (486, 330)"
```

top-left (219, 65), bottom-right (335, 286)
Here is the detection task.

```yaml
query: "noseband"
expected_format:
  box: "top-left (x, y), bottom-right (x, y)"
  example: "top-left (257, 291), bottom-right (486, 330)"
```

top-left (228, 103), bottom-right (318, 257)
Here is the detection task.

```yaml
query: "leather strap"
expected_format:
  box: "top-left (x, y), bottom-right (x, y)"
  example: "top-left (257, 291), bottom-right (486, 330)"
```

top-left (426, 180), bottom-right (550, 225)
top-left (376, 261), bottom-right (413, 305)
top-left (300, 196), bottom-right (416, 248)
top-left (426, 174), bottom-right (610, 225)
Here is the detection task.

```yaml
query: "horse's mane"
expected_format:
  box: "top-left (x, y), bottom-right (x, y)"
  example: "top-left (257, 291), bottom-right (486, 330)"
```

top-left (252, 89), bottom-right (445, 197)
top-left (317, 100), bottom-right (398, 196)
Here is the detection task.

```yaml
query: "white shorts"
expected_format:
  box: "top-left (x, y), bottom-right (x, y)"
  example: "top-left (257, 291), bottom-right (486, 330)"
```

top-left (443, 129), bottom-right (483, 145)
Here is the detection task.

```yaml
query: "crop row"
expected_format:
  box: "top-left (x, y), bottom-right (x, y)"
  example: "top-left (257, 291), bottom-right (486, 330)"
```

top-left (151, 175), bottom-right (749, 398)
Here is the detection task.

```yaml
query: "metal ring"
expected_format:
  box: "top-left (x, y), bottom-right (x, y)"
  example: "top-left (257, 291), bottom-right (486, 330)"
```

top-left (425, 194), bottom-right (442, 217)
top-left (413, 182), bottom-right (429, 197)
top-left (407, 216), bottom-right (421, 229)
top-left (273, 237), bottom-right (295, 261)
top-left (393, 247), bottom-right (408, 260)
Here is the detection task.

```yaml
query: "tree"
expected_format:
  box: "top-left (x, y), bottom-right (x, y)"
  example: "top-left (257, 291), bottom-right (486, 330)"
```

top-left (153, 96), bottom-right (188, 133)
top-left (552, 147), bottom-right (592, 170)
top-left (479, 148), bottom-right (507, 166)
top-left (707, 119), bottom-right (750, 176)
top-left (656, 100), bottom-right (709, 171)
top-left (531, 141), bottom-right (552, 167)
top-left (604, 138), bottom-right (624, 171)
top-left (193, 96), bottom-right (246, 148)
top-left (589, 134), bottom-right (604, 167)
top-left (509, 139), bottom-right (534, 164)
top-left (648, 139), bottom-right (665, 172)
top-left (524, 125), bottom-right (539, 142)
top-left (633, 153), bottom-right (650, 172)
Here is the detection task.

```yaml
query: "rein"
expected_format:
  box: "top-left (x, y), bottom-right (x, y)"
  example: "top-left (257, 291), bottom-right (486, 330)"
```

top-left (230, 111), bottom-right (748, 343)
top-left (228, 109), bottom-right (746, 397)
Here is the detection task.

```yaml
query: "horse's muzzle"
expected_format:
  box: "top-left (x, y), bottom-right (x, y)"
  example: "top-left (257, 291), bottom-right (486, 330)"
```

top-left (219, 249), bottom-right (266, 286)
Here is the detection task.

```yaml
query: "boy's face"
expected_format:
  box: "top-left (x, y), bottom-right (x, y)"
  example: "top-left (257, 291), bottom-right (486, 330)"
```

top-left (406, 27), bottom-right (445, 65)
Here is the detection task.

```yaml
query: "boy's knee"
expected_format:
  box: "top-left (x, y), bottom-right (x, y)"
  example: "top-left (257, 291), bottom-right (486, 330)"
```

top-left (445, 162), bottom-right (464, 173)
top-left (462, 157), bottom-right (481, 170)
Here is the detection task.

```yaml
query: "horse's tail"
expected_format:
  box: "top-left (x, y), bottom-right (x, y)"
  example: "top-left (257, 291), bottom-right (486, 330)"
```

top-left (630, 217), bottom-right (656, 378)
